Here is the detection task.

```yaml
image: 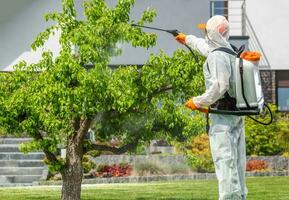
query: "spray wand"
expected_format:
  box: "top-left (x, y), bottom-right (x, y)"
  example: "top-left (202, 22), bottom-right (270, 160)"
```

top-left (131, 24), bottom-right (199, 63)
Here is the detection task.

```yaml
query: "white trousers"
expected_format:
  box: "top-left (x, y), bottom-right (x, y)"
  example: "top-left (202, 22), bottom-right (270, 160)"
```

top-left (209, 114), bottom-right (248, 200)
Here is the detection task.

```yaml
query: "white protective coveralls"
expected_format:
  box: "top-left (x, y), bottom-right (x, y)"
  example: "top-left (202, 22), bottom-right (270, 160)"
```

top-left (186, 15), bottom-right (247, 200)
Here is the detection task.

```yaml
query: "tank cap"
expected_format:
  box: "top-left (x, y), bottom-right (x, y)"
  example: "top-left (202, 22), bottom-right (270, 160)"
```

top-left (240, 51), bottom-right (261, 61)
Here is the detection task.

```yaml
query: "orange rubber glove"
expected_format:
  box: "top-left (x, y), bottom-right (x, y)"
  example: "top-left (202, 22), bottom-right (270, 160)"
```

top-left (185, 99), bottom-right (209, 113)
top-left (185, 99), bottom-right (198, 111)
top-left (175, 33), bottom-right (187, 44)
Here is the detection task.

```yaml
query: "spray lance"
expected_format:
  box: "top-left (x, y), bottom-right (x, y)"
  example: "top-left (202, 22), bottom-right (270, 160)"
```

top-left (131, 24), bottom-right (199, 63)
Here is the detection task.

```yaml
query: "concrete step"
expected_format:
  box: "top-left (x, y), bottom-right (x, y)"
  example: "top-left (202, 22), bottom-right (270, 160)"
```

top-left (0, 144), bottom-right (20, 152)
top-left (0, 183), bottom-right (33, 187)
top-left (0, 153), bottom-right (45, 160)
top-left (0, 138), bottom-right (33, 144)
top-left (0, 167), bottom-right (44, 175)
top-left (0, 160), bottom-right (44, 167)
top-left (0, 144), bottom-right (42, 153)
top-left (0, 175), bottom-right (42, 184)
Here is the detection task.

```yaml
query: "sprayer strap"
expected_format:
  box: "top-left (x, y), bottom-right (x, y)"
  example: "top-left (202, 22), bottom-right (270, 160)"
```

top-left (212, 47), bottom-right (237, 56)
top-left (206, 47), bottom-right (237, 75)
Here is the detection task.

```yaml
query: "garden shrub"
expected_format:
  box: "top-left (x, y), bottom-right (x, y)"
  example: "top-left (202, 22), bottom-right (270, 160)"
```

top-left (134, 161), bottom-right (165, 176)
top-left (246, 159), bottom-right (268, 171)
top-left (85, 150), bottom-right (102, 157)
top-left (282, 152), bottom-right (289, 157)
top-left (82, 155), bottom-right (96, 173)
top-left (165, 163), bottom-right (192, 174)
top-left (245, 105), bottom-right (288, 156)
top-left (92, 163), bottom-right (133, 177)
top-left (277, 115), bottom-right (289, 153)
top-left (186, 133), bottom-right (214, 173)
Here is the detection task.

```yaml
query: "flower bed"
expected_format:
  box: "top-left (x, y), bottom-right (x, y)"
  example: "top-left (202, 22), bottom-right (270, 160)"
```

top-left (91, 163), bottom-right (133, 178)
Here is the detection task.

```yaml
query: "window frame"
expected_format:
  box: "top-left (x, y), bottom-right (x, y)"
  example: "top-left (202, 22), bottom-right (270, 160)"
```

top-left (210, 0), bottom-right (228, 19)
top-left (276, 70), bottom-right (289, 113)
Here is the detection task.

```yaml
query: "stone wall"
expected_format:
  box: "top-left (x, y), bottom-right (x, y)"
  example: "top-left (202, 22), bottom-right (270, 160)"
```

top-left (247, 156), bottom-right (289, 171)
top-left (36, 155), bottom-right (289, 185)
top-left (91, 155), bottom-right (289, 171)
top-left (91, 155), bottom-right (189, 167)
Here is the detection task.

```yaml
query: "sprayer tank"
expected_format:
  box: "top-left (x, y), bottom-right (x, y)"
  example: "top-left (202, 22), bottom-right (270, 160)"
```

top-left (235, 58), bottom-right (264, 110)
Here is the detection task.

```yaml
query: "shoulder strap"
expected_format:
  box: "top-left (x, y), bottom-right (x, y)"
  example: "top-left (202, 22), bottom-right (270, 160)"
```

top-left (212, 47), bottom-right (237, 56)
top-left (230, 44), bottom-right (239, 52)
top-left (206, 47), bottom-right (236, 73)
top-left (207, 44), bottom-right (245, 74)
top-left (212, 44), bottom-right (246, 58)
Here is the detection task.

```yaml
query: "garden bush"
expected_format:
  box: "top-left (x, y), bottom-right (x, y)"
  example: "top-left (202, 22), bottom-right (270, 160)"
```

top-left (164, 163), bottom-right (192, 174)
top-left (246, 159), bottom-right (268, 171)
top-left (134, 161), bottom-right (165, 176)
top-left (85, 150), bottom-right (102, 157)
top-left (82, 155), bottom-right (96, 173)
top-left (92, 163), bottom-right (133, 177)
top-left (186, 133), bottom-right (214, 173)
top-left (245, 105), bottom-right (289, 155)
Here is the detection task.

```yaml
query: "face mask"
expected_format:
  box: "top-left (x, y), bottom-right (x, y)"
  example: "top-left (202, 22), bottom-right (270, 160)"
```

top-left (222, 30), bottom-right (230, 41)
top-left (206, 29), bottom-right (230, 48)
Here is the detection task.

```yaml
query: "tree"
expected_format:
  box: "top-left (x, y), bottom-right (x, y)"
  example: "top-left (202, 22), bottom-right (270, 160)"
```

top-left (0, 0), bottom-right (205, 199)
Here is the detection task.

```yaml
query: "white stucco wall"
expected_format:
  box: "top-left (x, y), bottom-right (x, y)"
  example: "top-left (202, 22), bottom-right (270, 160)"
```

top-left (0, 0), bottom-right (212, 70)
top-left (0, 0), bottom-right (84, 71)
top-left (0, 0), bottom-right (60, 70)
top-left (246, 0), bottom-right (289, 70)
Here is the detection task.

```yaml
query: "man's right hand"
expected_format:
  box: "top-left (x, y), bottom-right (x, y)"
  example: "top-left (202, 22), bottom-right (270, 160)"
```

top-left (175, 33), bottom-right (187, 44)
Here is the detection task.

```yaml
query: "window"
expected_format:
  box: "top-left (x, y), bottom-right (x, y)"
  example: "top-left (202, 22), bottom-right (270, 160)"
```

top-left (210, 1), bottom-right (228, 18)
top-left (276, 71), bottom-right (289, 112)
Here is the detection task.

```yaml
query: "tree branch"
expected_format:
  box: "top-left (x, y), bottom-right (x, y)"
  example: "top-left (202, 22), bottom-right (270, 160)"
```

top-left (75, 117), bottom-right (93, 142)
top-left (87, 139), bottom-right (140, 155)
top-left (34, 131), bottom-right (59, 165)
top-left (152, 85), bottom-right (173, 96)
top-left (146, 85), bottom-right (174, 105)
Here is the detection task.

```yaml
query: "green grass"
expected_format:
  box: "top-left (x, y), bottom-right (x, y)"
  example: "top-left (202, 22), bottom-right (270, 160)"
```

top-left (0, 177), bottom-right (289, 200)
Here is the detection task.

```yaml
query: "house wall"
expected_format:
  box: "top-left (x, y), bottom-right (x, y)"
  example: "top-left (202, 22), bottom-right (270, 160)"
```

top-left (0, 0), bottom-right (61, 69)
top-left (0, 0), bottom-right (85, 70)
top-left (246, 0), bottom-right (289, 70)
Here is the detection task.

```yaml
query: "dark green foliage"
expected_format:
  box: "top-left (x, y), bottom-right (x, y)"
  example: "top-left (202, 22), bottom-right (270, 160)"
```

top-left (82, 155), bottom-right (96, 173)
top-left (245, 105), bottom-right (288, 155)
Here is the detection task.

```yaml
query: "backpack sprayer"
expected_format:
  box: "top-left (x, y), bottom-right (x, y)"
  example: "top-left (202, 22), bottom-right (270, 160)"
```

top-left (131, 24), bottom-right (273, 125)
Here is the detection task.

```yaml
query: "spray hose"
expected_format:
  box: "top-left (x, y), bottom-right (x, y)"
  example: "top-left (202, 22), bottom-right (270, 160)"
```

top-left (131, 24), bottom-right (199, 63)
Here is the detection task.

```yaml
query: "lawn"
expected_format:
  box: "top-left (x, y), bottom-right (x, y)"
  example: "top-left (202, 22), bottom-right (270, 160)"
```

top-left (0, 177), bottom-right (289, 200)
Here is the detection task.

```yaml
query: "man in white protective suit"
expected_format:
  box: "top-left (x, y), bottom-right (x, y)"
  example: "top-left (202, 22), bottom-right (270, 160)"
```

top-left (175, 15), bottom-right (247, 200)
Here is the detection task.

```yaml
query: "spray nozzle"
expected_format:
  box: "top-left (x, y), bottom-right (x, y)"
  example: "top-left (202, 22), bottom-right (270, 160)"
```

top-left (166, 30), bottom-right (180, 37)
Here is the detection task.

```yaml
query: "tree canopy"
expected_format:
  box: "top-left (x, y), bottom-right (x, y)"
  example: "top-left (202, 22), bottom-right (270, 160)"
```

top-left (0, 0), bottom-right (205, 199)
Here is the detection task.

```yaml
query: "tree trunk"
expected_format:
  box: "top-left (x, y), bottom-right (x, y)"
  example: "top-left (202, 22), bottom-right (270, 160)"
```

top-left (61, 139), bottom-right (84, 200)
top-left (60, 118), bottom-right (92, 200)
